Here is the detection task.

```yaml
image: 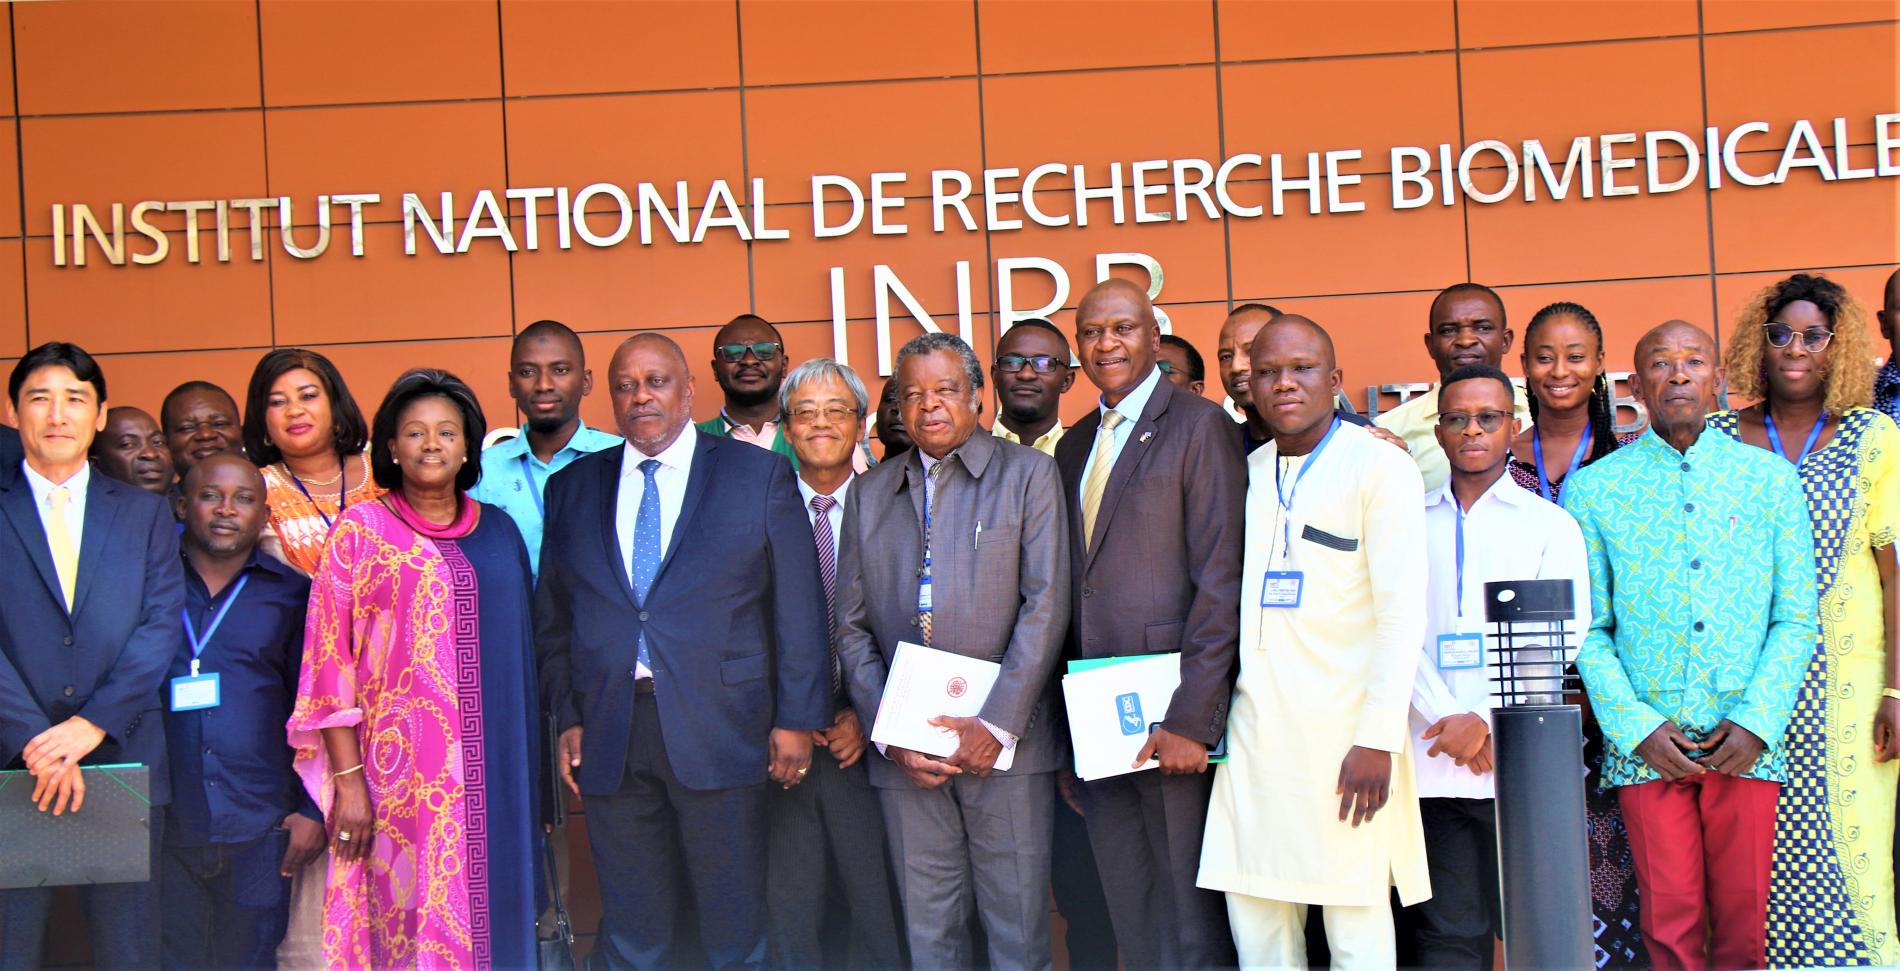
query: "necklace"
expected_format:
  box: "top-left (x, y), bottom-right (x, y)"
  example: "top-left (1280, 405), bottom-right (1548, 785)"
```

top-left (286, 455), bottom-right (345, 487)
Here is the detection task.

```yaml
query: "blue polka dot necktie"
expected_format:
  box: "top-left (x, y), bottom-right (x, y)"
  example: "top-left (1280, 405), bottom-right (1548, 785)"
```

top-left (632, 458), bottom-right (662, 672)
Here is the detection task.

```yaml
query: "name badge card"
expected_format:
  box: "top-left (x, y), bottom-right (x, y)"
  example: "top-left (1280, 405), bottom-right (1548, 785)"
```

top-left (170, 672), bottom-right (221, 712)
top-left (1436, 632), bottom-right (1483, 670)
top-left (1261, 571), bottom-right (1303, 608)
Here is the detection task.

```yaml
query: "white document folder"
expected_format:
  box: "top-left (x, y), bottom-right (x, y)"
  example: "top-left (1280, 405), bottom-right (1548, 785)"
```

top-left (869, 641), bottom-right (1016, 772)
top-left (1062, 652), bottom-right (1186, 781)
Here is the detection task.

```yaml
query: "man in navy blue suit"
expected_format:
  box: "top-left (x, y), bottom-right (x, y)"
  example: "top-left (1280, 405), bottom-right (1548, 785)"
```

top-left (0, 342), bottom-right (186, 969)
top-left (536, 332), bottom-right (833, 971)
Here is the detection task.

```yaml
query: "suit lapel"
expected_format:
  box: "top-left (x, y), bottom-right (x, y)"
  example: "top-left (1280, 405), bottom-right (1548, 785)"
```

top-left (70, 478), bottom-right (121, 616)
top-left (1083, 377), bottom-right (1172, 571)
top-left (0, 474), bottom-right (65, 613)
top-left (652, 433), bottom-right (717, 588)
top-left (597, 453), bottom-right (639, 608)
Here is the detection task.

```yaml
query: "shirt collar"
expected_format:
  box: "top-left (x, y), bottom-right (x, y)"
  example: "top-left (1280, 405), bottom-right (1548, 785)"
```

top-left (23, 459), bottom-right (90, 506)
top-left (1101, 366), bottom-right (1163, 423)
top-left (1427, 467), bottom-right (1525, 513)
top-left (622, 423), bottom-right (698, 477)
top-left (181, 545), bottom-right (297, 592)
top-left (492, 420), bottom-right (609, 462)
top-left (720, 409), bottom-right (779, 433)
top-left (797, 473), bottom-right (853, 508)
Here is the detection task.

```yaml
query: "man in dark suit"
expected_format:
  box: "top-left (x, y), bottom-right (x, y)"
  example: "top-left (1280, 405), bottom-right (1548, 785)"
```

top-left (834, 332), bottom-right (1070, 971)
top-left (1055, 280), bottom-right (1245, 969)
top-left (536, 333), bottom-right (833, 971)
top-left (0, 342), bottom-right (186, 969)
top-left (0, 421), bottom-right (22, 470)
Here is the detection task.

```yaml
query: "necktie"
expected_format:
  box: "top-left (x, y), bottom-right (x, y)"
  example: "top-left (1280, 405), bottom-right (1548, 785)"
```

top-left (631, 459), bottom-right (662, 673)
top-left (46, 486), bottom-right (77, 610)
top-left (918, 459), bottom-right (946, 646)
top-left (810, 494), bottom-right (842, 700)
top-left (1080, 410), bottom-right (1125, 550)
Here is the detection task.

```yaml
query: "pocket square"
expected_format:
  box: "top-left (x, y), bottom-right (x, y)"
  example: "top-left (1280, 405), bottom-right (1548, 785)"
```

top-left (1300, 524), bottom-right (1360, 552)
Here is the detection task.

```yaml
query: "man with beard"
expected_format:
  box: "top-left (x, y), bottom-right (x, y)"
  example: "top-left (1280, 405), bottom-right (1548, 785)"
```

top-left (990, 319), bottom-right (1075, 456)
top-left (91, 405), bottom-right (174, 497)
top-left (470, 319), bottom-right (622, 580)
top-left (696, 314), bottom-right (804, 470)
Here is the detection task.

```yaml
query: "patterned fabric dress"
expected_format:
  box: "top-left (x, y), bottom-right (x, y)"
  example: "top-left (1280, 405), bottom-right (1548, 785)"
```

top-left (288, 493), bottom-right (541, 969)
top-left (260, 451), bottom-right (387, 575)
top-left (1711, 407), bottom-right (1900, 967)
top-left (1508, 430), bottom-right (1649, 969)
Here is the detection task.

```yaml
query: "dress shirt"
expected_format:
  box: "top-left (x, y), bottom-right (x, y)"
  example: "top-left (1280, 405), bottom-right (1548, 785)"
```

top-left (1410, 472), bottom-right (1589, 799)
top-left (23, 459), bottom-right (89, 553)
top-left (1375, 384), bottom-right (1533, 494)
top-left (797, 474), bottom-right (851, 568)
top-left (468, 421), bottom-right (622, 581)
top-left (993, 422), bottom-right (1065, 457)
top-left (617, 425), bottom-right (698, 680)
top-left (166, 550), bottom-right (318, 846)
top-left (1566, 428), bottom-right (1818, 789)
top-left (1875, 359), bottom-right (1900, 428)
top-left (1078, 365), bottom-right (1162, 495)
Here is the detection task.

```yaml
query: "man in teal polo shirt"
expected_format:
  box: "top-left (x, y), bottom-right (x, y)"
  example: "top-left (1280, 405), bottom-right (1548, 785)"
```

top-left (470, 319), bottom-right (621, 580)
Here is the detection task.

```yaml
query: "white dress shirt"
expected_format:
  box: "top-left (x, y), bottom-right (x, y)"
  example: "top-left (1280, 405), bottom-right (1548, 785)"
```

top-left (23, 459), bottom-right (89, 553)
top-left (1409, 469), bottom-right (1590, 799)
top-left (616, 425), bottom-right (698, 680)
top-left (1077, 365), bottom-right (1162, 499)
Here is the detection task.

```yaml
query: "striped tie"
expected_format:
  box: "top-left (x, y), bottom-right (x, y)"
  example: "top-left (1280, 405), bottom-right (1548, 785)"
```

top-left (918, 459), bottom-right (946, 646)
top-left (1080, 410), bottom-right (1125, 550)
top-left (810, 494), bottom-right (842, 699)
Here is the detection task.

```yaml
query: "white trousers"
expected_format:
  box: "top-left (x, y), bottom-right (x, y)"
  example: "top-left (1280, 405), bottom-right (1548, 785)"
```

top-left (1224, 892), bottom-right (1396, 970)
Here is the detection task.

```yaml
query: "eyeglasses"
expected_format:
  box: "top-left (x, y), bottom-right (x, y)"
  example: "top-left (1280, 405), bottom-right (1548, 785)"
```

top-left (1156, 359), bottom-right (1178, 375)
top-left (1763, 323), bottom-right (1833, 352)
top-left (1437, 410), bottom-right (1513, 433)
top-left (714, 341), bottom-right (783, 363)
top-left (787, 404), bottom-right (860, 426)
top-left (995, 353), bottom-right (1066, 374)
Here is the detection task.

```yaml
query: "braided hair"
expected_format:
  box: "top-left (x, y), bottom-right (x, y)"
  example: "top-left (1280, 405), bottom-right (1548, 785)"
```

top-left (1523, 301), bottom-right (1620, 467)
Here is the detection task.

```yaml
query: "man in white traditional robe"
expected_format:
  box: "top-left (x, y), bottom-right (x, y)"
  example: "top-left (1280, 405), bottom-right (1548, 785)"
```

top-left (1198, 315), bottom-right (1432, 968)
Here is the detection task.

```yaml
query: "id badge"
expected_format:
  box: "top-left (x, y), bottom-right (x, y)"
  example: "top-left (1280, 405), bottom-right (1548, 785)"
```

top-left (1261, 571), bottom-right (1303, 608)
top-left (1436, 632), bottom-right (1483, 670)
top-left (918, 577), bottom-right (933, 611)
top-left (170, 672), bottom-right (221, 712)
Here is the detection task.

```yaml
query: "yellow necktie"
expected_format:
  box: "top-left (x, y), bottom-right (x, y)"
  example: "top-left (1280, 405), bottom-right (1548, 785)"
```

top-left (1080, 411), bottom-right (1125, 550)
top-left (46, 486), bottom-right (77, 610)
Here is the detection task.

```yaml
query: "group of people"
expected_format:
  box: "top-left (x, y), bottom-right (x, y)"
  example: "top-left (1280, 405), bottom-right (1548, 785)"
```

top-left (0, 265), bottom-right (1895, 971)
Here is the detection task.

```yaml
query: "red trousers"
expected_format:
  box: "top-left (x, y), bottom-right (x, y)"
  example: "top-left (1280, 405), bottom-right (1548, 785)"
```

top-left (1618, 773), bottom-right (1779, 971)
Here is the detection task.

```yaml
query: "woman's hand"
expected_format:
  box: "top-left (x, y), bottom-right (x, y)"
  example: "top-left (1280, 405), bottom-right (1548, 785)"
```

top-left (329, 774), bottom-right (375, 863)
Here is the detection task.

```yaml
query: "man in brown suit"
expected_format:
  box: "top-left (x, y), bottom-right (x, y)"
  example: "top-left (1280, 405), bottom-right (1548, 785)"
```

top-left (1054, 279), bottom-right (1245, 969)
top-left (834, 332), bottom-right (1070, 971)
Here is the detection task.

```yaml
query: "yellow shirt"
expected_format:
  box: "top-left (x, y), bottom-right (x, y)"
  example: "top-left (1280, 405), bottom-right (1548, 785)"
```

top-left (993, 422), bottom-right (1064, 457)
top-left (1374, 384), bottom-right (1533, 495)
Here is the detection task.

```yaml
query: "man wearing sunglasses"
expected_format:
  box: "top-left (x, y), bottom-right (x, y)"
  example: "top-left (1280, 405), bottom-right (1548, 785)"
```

top-left (991, 319), bottom-right (1075, 457)
top-left (694, 313), bottom-right (805, 470)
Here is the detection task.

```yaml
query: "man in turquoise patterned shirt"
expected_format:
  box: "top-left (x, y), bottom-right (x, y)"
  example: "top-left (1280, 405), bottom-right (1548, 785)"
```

top-left (1566, 320), bottom-right (1817, 971)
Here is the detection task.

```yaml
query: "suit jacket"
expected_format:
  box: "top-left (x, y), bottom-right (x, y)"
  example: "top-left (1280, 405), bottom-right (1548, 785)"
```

top-left (0, 462), bottom-right (186, 804)
top-left (535, 432), bottom-right (832, 795)
top-left (0, 425), bottom-right (20, 471)
top-left (834, 429), bottom-right (1070, 787)
top-left (1056, 376), bottom-right (1244, 746)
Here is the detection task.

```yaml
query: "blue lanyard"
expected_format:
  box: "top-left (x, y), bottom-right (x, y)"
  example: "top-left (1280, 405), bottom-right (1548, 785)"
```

top-left (1272, 417), bottom-right (1341, 558)
top-left (1453, 501), bottom-right (1466, 620)
top-left (181, 573), bottom-right (248, 676)
top-left (289, 460), bottom-right (347, 529)
top-left (518, 453), bottom-right (545, 518)
top-left (1764, 411), bottom-right (1826, 465)
top-left (1531, 429), bottom-right (1591, 504)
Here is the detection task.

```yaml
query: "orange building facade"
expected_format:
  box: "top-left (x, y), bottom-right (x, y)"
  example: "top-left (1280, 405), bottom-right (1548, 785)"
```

top-left (1, 0), bottom-right (1897, 429)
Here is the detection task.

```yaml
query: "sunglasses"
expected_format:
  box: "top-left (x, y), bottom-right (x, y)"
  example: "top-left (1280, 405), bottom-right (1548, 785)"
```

top-left (1763, 323), bottom-right (1833, 352)
top-left (995, 353), bottom-right (1066, 374)
top-left (1437, 410), bottom-right (1513, 433)
top-left (714, 341), bottom-right (783, 363)
top-left (1156, 359), bottom-right (1179, 375)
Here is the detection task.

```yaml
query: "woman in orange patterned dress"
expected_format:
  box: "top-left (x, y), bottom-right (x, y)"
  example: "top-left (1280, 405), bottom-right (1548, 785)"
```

top-left (241, 348), bottom-right (386, 575)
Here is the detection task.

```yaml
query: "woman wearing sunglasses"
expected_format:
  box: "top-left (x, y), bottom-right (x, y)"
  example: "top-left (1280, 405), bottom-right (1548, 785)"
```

top-left (1711, 272), bottom-right (1900, 967)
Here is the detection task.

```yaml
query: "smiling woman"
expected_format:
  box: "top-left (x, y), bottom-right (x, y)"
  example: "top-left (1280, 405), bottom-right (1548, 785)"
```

top-left (242, 348), bottom-right (385, 575)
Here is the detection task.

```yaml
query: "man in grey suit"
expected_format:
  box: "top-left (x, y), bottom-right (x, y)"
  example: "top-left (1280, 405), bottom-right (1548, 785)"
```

top-left (1054, 279), bottom-right (1245, 969)
top-left (834, 332), bottom-right (1070, 971)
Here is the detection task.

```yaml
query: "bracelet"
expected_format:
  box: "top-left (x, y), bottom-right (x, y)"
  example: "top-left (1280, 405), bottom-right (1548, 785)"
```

top-left (331, 763), bottom-right (365, 779)
top-left (1883, 688), bottom-right (1900, 702)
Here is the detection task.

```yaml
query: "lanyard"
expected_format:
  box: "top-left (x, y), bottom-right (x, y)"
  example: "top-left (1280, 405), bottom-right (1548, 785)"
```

top-left (1764, 411), bottom-right (1826, 465)
top-left (289, 459), bottom-right (347, 529)
top-left (1452, 501), bottom-right (1467, 620)
top-left (1271, 417), bottom-right (1341, 559)
top-left (518, 453), bottom-right (546, 518)
top-left (181, 573), bottom-right (248, 676)
top-left (1531, 429), bottom-right (1591, 504)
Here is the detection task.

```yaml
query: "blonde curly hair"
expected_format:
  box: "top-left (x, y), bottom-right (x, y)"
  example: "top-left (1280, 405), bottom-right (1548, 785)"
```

top-left (1725, 273), bottom-right (1875, 413)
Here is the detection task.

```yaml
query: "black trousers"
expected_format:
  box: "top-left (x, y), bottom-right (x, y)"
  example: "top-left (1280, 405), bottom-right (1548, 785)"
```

top-left (583, 694), bottom-right (769, 971)
top-left (1076, 770), bottom-right (1235, 970)
top-left (0, 804), bottom-right (163, 971)
top-left (764, 740), bottom-right (903, 971)
top-left (1406, 797), bottom-right (1502, 969)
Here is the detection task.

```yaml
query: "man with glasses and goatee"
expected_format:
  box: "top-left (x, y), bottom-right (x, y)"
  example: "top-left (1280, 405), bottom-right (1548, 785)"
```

top-left (697, 313), bottom-right (873, 474)
top-left (990, 318), bottom-right (1076, 457)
